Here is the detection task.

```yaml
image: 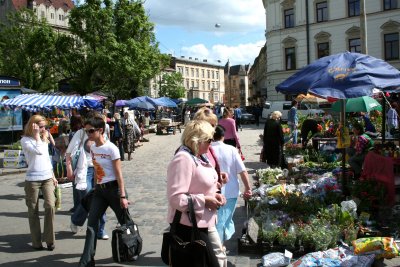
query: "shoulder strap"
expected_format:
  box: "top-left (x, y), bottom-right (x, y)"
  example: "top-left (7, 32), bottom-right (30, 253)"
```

top-left (78, 129), bottom-right (85, 149)
top-left (186, 194), bottom-right (201, 241)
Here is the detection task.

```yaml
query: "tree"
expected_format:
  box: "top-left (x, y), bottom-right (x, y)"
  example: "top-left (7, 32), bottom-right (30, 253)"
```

top-left (159, 72), bottom-right (186, 99)
top-left (0, 10), bottom-right (60, 91)
top-left (63, 0), bottom-right (169, 101)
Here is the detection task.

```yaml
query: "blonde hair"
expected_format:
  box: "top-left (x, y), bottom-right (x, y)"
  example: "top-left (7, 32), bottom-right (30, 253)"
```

top-left (193, 107), bottom-right (218, 127)
top-left (181, 120), bottom-right (215, 155)
top-left (114, 113), bottom-right (121, 120)
top-left (271, 111), bottom-right (282, 120)
top-left (23, 114), bottom-right (49, 142)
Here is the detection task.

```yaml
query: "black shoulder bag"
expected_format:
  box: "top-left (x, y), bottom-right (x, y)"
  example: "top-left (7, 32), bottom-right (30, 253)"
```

top-left (161, 195), bottom-right (209, 267)
top-left (111, 209), bottom-right (143, 262)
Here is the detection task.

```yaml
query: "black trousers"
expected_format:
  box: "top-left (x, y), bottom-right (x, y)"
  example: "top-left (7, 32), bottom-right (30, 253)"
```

top-left (224, 139), bottom-right (237, 148)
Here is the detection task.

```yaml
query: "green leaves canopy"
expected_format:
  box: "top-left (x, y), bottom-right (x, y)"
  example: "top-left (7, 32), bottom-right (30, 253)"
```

top-left (159, 72), bottom-right (186, 99)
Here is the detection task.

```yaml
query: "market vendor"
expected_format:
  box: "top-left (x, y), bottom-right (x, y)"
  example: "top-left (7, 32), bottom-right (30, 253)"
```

top-left (348, 122), bottom-right (374, 179)
top-left (301, 118), bottom-right (323, 149)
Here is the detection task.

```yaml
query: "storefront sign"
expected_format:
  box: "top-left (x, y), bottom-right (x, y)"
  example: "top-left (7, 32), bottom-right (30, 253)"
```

top-left (0, 76), bottom-right (20, 87)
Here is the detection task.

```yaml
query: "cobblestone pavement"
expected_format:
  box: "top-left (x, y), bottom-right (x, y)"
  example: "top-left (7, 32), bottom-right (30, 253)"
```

top-left (0, 123), bottom-right (399, 267)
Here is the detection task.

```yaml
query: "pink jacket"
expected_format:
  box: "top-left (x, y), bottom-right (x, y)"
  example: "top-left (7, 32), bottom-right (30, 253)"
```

top-left (167, 150), bottom-right (218, 228)
top-left (218, 118), bottom-right (240, 147)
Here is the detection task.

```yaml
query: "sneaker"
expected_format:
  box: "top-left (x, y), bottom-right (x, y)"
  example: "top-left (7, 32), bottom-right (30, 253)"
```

top-left (99, 234), bottom-right (109, 240)
top-left (70, 222), bottom-right (78, 234)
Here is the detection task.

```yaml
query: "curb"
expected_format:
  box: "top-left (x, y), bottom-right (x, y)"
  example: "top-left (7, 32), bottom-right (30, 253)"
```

top-left (0, 168), bottom-right (27, 176)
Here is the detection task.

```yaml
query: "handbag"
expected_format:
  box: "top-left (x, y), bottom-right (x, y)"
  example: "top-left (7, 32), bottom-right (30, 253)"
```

top-left (71, 130), bottom-right (85, 171)
top-left (112, 209), bottom-right (142, 262)
top-left (161, 195), bottom-right (210, 267)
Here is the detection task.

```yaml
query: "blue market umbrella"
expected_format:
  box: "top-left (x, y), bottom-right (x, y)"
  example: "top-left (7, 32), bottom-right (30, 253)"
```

top-left (128, 101), bottom-right (155, 111)
top-left (126, 96), bottom-right (164, 107)
top-left (276, 52), bottom-right (400, 99)
top-left (157, 97), bottom-right (178, 108)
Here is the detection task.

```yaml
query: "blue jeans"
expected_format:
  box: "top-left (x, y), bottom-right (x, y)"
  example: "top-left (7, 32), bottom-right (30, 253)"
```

top-left (71, 167), bottom-right (106, 237)
top-left (216, 198), bottom-right (238, 242)
top-left (79, 182), bottom-right (127, 267)
top-left (289, 124), bottom-right (298, 144)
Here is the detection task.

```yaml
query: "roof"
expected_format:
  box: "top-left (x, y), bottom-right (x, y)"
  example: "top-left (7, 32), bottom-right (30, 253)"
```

top-left (12, 0), bottom-right (74, 11)
top-left (225, 64), bottom-right (251, 75)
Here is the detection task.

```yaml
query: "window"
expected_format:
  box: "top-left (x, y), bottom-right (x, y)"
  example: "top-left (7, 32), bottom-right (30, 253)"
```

top-left (384, 33), bottom-right (399, 60)
top-left (317, 42), bottom-right (330, 58)
top-left (196, 69), bottom-right (199, 77)
top-left (186, 79), bottom-right (189, 88)
top-left (216, 71), bottom-right (219, 79)
top-left (212, 71), bottom-right (215, 79)
top-left (202, 69), bottom-right (205, 78)
top-left (316, 2), bottom-right (328, 22)
top-left (51, 13), bottom-right (54, 19)
top-left (208, 81), bottom-right (211, 90)
top-left (185, 67), bottom-right (189, 76)
top-left (285, 47), bottom-right (296, 70)
top-left (284, 9), bottom-right (294, 28)
top-left (348, 0), bottom-right (360, 17)
top-left (59, 14), bottom-right (62, 20)
top-left (349, 38), bottom-right (361, 53)
top-left (202, 81), bottom-right (205, 89)
top-left (207, 70), bottom-right (210, 78)
top-left (41, 11), bottom-right (45, 18)
top-left (191, 68), bottom-right (194, 77)
top-left (384, 0), bottom-right (398, 10)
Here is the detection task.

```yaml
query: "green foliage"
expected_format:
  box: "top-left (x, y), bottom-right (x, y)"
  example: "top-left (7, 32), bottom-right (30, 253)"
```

top-left (159, 72), bottom-right (185, 98)
top-left (0, 9), bottom-right (60, 91)
top-left (65, 0), bottom-right (169, 99)
top-left (349, 179), bottom-right (387, 213)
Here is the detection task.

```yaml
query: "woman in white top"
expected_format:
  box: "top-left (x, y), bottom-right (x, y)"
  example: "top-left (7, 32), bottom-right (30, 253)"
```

top-left (21, 115), bottom-right (58, 251)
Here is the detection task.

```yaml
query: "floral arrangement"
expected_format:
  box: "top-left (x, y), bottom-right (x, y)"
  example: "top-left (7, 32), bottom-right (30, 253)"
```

top-left (256, 167), bottom-right (284, 185)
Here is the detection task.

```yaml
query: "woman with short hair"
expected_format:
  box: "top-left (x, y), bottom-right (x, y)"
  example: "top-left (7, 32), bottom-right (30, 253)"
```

top-left (166, 120), bottom-right (224, 267)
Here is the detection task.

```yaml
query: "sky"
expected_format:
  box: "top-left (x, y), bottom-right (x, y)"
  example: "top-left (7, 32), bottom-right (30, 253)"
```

top-left (143, 0), bottom-right (266, 66)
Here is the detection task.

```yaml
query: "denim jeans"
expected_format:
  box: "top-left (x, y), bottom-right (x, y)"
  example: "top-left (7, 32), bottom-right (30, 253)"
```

top-left (71, 167), bottom-right (106, 237)
top-left (78, 183), bottom-right (127, 267)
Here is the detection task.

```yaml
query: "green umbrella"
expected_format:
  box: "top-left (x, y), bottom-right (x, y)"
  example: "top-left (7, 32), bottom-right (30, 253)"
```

top-left (185, 97), bottom-right (208, 106)
top-left (331, 96), bottom-right (382, 113)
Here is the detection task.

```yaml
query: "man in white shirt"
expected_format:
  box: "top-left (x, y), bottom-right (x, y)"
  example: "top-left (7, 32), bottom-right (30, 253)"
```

top-left (211, 125), bottom-right (252, 243)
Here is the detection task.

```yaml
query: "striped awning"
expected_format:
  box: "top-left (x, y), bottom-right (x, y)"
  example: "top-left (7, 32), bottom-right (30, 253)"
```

top-left (2, 94), bottom-right (86, 111)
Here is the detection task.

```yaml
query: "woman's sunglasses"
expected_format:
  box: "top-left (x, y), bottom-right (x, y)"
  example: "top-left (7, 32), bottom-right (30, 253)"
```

top-left (205, 139), bottom-right (214, 144)
top-left (85, 128), bottom-right (99, 134)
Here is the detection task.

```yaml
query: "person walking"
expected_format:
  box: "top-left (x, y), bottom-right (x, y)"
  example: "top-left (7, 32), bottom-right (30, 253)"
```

top-left (218, 107), bottom-right (241, 149)
top-left (112, 112), bottom-right (124, 161)
top-left (387, 102), bottom-right (398, 137)
top-left (122, 112), bottom-right (136, 160)
top-left (288, 100), bottom-right (299, 144)
top-left (166, 120), bottom-right (224, 267)
top-left (262, 111), bottom-right (285, 167)
top-left (211, 125), bottom-right (252, 244)
top-left (21, 115), bottom-right (58, 251)
top-left (233, 106), bottom-right (242, 131)
top-left (78, 115), bottom-right (129, 267)
top-left (66, 113), bottom-right (108, 240)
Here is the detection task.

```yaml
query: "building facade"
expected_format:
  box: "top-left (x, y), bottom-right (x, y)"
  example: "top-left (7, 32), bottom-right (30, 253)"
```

top-left (0, 0), bottom-right (74, 33)
top-left (224, 61), bottom-right (251, 107)
top-left (249, 43), bottom-right (267, 105)
top-left (170, 56), bottom-right (225, 103)
top-left (146, 67), bottom-right (175, 98)
top-left (262, 0), bottom-right (400, 101)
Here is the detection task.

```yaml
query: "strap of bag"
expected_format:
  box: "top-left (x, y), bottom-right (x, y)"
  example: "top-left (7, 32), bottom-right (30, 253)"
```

top-left (187, 194), bottom-right (201, 241)
top-left (78, 129), bottom-right (85, 150)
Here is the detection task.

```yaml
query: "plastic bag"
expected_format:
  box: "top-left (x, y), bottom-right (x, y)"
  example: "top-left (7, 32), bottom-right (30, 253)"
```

top-left (262, 252), bottom-right (290, 267)
top-left (54, 186), bottom-right (61, 211)
top-left (341, 200), bottom-right (358, 218)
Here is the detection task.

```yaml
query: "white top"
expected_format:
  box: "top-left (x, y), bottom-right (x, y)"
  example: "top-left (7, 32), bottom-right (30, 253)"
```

top-left (66, 129), bottom-right (93, 167)
top-left (104, 124), bottom-right (110, 141)
top-left (21, 136), bottom-right (54, 181)
top-left (90, 141), bottom-right (120, 184)
top-left (211, 141), bottom-right (246, 199)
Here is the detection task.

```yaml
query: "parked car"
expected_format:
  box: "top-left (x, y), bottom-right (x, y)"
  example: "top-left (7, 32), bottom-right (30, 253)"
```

top-left (240, 108), bottom-right (255, 124)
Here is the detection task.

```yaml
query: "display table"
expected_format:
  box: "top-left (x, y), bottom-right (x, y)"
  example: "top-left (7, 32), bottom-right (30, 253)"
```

top-left (361, 151), bottom-right (396, 205)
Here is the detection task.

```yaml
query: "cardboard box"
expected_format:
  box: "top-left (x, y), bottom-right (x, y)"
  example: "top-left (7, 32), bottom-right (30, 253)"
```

top-left (4, 150), bottom-right (25, 159)
top-left (3, 158), bottom-right (27, 169)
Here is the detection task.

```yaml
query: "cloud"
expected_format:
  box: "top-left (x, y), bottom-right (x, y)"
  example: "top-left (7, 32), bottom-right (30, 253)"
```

top-left (181, 40), bottom-right (265, 65)
top-left (144, 0), bottom-right (265, 33)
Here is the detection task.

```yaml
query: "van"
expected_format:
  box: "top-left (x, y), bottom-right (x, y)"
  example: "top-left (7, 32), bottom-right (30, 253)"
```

top-left (262, 101), bottom-right (324, 121)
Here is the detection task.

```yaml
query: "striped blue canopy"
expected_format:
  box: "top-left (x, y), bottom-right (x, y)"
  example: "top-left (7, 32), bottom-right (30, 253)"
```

top-left (1, 94), bottom-right (98, 111)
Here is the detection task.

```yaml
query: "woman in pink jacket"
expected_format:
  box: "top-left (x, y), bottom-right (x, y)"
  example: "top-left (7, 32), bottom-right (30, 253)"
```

top-left (218, 107), bottom-right (240, 149)
top-left (167, 120), bottom-right (225, 267)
